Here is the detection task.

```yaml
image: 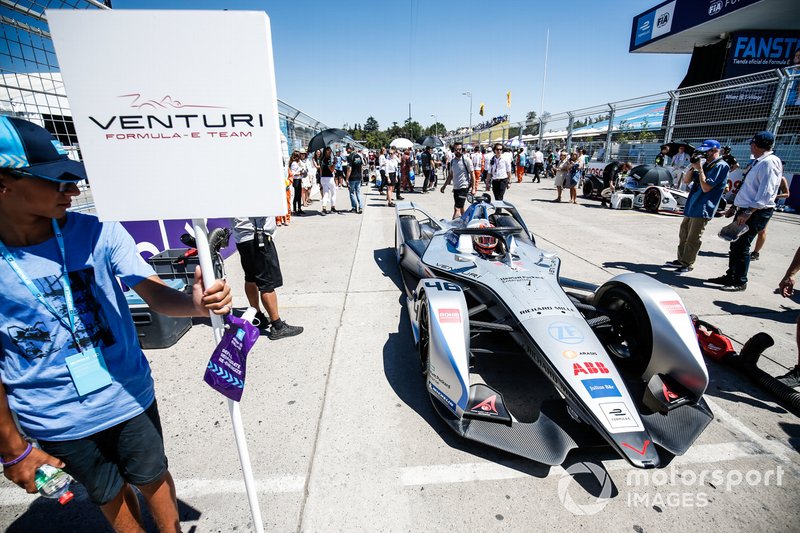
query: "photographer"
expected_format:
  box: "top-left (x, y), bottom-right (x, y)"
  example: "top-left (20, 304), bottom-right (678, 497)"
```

top-left (708, 131), bottom-right (782, 292)
top-left (666, 140), bottom-right (728, 274)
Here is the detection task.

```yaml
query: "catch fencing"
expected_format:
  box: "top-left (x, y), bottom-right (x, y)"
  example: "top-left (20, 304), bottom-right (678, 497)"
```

top-left (450, 68), bottom-right (800, 174)
top-left (0, 0), bottom-right (329, 213)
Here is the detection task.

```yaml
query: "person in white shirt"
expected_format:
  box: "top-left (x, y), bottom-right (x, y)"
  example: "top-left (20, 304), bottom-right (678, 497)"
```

top-left (384, 147), bottom-right (402, 206)
top-left (489, 143), bottom-right (512, 201)
top-left (471, 147), bottom-right (485, 195)
top-left (532, 147), bottom-right (544, 183)
top-left (708, 131), bottom-right (782, 292)
top-left (671, 145), bottom-right (689, 188)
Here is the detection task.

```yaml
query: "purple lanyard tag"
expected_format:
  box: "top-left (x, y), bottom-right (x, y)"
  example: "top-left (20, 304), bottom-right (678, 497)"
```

top-left (204, 314), bottom-right (260, 401)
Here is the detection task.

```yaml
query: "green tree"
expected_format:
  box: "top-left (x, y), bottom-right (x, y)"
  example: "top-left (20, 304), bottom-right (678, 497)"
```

top-left (364, 116), bottom-right (380, 133)
top-left (522, 111), bottom-right (538, 135)
top-left (403, 118), bottom-right (422, 141)
top-left (424, 122), bottom-right (447, 136)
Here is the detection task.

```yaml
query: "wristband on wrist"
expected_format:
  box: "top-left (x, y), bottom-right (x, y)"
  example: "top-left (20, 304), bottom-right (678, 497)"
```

top-left (1, 442), bottom-right (32, 467)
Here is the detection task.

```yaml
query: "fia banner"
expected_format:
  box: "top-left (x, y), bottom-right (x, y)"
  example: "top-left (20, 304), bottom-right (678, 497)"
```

top-left (46, 10), bottom-right (286, 222)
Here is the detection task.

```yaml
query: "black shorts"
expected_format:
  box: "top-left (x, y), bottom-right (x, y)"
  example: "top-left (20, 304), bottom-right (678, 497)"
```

top-left (387, 172), bottom-right (398, 186)
top-left (38, 400), bottom-right (168, 505)
top-left (335, 170), bottom-right (345, 179)
top-left (453, 187), bottom-right (469, 208)
top-left (236, 236), bottom-right (283, 293)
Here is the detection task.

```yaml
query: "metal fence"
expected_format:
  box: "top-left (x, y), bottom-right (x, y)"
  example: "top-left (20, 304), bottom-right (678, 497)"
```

top-left (450, 68), bottom-right (800, 174)
top-left (0, 0), bottom-right (329, 212)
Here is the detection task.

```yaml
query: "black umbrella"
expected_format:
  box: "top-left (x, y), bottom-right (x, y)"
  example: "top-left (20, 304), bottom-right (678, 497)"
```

top-left (419, 135), bottom-right (444, 148)
top-left (629, 164), bottom-right (673, 186)
top-left (665, 142), bottom-right (695, 158)
top-left (307, 128), bottom-right (350, 152)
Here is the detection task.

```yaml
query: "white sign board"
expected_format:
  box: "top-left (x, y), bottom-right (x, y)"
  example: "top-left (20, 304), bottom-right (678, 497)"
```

top-left (46, 10), bottom-right (286, 221)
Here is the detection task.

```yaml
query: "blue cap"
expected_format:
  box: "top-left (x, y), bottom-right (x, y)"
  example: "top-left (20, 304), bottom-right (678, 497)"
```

top-left (695, 139), bottom-right (721, 152)
top-left (750, 131), bottom-right (774, 149)
top-left (0, 116), bottom-right (86, 182)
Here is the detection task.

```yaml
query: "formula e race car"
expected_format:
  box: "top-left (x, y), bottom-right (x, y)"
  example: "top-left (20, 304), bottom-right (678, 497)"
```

top-left (632, 185), bottom-right (727, 215)
top-left (395, 194), bottom-right (713, 469)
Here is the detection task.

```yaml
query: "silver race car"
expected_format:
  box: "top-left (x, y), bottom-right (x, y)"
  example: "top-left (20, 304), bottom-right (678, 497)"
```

top-left (395, 194), bottom-right (713, 469)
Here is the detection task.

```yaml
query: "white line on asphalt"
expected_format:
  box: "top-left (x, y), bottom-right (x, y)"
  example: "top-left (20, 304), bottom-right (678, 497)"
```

top-left (0, 476), bottom-right (306, 507)
top-left (399, 441), bottom-right (774, 487)
top-left (703, 396), bottom-right (798, 462)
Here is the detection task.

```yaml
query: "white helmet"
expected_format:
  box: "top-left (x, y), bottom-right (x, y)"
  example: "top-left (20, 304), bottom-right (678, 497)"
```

top-left (468, 219), bottom-right (498, 255)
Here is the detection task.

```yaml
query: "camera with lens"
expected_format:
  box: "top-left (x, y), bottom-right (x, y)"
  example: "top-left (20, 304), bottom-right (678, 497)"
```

top-left (690, 153), bottom-right (705, 164)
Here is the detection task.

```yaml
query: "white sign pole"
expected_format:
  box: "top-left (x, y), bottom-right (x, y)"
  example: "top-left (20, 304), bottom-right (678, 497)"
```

top-left (192, 218), bottom-right (264, 533)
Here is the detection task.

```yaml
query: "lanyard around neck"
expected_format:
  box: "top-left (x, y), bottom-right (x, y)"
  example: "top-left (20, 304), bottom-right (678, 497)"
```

top-left (0, 219), bottom-right (80, 349)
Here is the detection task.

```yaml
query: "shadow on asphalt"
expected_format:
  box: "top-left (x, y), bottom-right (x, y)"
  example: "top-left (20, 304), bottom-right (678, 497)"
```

top-left (601, 261), bottom-right (711, 290)
top-left (698, 250), bottom-right (728, 258)
top-left (779, 422), bottom-right (800, 453)
top-left (6, 485), bottom-right (201, 533)
top-left (373, 247), bottom-right (403, 290)
top-left (712, 301), bottom-right (799, 324)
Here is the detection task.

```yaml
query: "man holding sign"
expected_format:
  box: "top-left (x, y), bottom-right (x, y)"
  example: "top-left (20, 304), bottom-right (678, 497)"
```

top-left (0, 118), bottom-right (231, 531)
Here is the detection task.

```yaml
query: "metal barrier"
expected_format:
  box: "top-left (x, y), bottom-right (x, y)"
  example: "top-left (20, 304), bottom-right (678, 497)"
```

top-left (449, 68), bottom-right (800, 174)
top-left (0, 1), bottom-right (329, 213)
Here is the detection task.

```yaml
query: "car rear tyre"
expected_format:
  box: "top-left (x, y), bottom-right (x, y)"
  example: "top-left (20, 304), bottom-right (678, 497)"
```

top-left (582, 180), bottom-right (593, 198)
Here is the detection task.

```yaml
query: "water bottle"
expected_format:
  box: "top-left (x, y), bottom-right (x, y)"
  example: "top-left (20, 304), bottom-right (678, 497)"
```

top-left (34, 464), bottom-right (74, 504)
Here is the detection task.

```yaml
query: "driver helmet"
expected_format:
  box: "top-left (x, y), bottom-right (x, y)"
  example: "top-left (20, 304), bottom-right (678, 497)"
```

top-left (468, 219), bottom-right (498, 255)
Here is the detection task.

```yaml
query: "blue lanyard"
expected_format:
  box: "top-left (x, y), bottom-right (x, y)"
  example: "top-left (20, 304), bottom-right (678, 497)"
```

top-left (0, 219), bottom-right (81, 350)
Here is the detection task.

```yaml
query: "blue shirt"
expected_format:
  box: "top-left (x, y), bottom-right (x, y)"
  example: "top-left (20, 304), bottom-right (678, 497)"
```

top-left (0, 213), bottom-right (156, 440)
top-left (683, 158), bottom-right (729, 219)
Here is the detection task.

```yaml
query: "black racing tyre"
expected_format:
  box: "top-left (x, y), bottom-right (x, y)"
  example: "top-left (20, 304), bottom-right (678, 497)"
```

top-left (596, 285), bottom-right (653, 376)
top-left (418, 297), bottom-right (431, 375)
top-left (582, 180), bottom-right (593, 198)
top-left (643, 188), bottom-right (661, 213)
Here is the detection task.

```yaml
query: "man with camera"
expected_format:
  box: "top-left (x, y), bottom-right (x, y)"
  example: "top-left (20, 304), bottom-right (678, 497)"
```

top-left (708, 131), bottom-right (782, 292)
top-left (666, 140), bottom-right (729, 274)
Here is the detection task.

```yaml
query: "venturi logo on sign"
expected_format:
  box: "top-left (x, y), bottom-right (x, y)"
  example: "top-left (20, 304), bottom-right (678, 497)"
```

top-left (88, 93), bottom-right (266, 142)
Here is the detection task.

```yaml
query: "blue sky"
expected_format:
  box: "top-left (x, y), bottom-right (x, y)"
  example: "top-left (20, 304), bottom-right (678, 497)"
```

top-left (113, 0), bottom-right (689, 131)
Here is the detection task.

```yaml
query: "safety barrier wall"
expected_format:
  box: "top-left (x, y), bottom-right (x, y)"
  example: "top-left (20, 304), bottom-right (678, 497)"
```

top-left (448, 69), bottom-right (800, 174)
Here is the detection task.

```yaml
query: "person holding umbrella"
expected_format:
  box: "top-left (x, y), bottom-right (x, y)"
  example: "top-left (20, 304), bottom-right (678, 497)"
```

top-left (319, 146), bottom-right (337, 215)
top-left (385, 147), bottom-right (402, 206)
top-left (655, 144), bottom-right (669, 167)
top-left (421, 146), bottom-right (434, 193)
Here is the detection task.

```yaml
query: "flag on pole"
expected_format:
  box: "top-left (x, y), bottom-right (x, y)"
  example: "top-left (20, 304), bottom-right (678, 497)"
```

top-left (506, 91), bottom-right (512, 108)
top-left (479, 103), bottom-right (485, 116)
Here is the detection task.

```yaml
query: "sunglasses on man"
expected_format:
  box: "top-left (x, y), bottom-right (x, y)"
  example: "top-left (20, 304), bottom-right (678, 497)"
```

top-left (11, 170), bottom-right (80, 193)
